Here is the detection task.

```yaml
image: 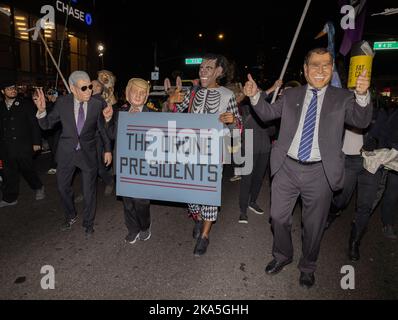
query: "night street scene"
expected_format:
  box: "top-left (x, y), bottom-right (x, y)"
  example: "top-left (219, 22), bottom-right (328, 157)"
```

top-left (0, 0), bottom-right (398, 310)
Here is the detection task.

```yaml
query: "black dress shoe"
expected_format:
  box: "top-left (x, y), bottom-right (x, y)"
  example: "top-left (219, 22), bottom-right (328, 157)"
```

top-left (193, 236), bottom-right (209, 256)
top-left (299, 272), bottom-right (315, 288)
top-left (265, 259), bottom-right (292, 275)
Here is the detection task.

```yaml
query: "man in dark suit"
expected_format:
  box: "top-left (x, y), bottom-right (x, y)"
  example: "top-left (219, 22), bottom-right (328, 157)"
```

top-left (243, 48), bottom-right (372, 288)
top-left (0, 81), bottom-right (45, 207)
top-left (33, 71), bottom-right (112, 237)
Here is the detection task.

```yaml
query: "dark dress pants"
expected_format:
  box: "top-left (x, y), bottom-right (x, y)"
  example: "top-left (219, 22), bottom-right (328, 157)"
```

top-left (2, 147), bottom-right (43, 202)
top-left (270, 157), bottom-right (333, 273)
top-left (330, 155), bottom-right (363, 213)
top-left (56, 150), bottom-right (97, 228)
top-left (239, 152), bottom-right (270, 212)
top-left (122, 197), bottom-right (151, 236)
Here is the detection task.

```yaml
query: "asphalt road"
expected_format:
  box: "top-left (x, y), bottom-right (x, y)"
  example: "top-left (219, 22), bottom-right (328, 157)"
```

top-left (0, 153), bottom-right (397, 300)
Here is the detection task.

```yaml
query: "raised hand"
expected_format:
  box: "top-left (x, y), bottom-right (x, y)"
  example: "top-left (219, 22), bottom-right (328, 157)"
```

top-left (33, 88), bottom-right (46, 113)
top-left (266, 79), bottom-right (283, 95)
top-left (103, 105), bottom-right (113, 122)
top-left (272, 79), bottom-right (283, 90)
top-left (355, 69), bottom-right (370, 95)
top-left (219, 112), bottom-right (235, 124)
top-left (243, 74), bottom-right (259, 97)
top-left (176, 76), bottom-right (182, 91)
top-left (168, 88), bottom-right (185, 104)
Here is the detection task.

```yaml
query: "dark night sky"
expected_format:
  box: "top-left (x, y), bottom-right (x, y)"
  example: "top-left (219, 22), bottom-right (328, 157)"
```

top-left (94, 0), bottom-right (398, 89)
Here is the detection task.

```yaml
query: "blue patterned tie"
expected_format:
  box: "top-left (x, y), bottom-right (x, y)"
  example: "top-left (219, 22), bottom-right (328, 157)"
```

top-left (298, 89), bottom-right (318, 161)
top-left (76, 102), bottom-right (85, 150)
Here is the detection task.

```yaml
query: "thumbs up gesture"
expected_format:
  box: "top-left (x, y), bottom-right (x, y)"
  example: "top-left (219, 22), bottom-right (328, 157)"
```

top-left (168, 87), bottom-right (185, 104)
top-left (355, 69), bottom-right (370, 96)
top-left (243, 74), bottom-right (259, 97)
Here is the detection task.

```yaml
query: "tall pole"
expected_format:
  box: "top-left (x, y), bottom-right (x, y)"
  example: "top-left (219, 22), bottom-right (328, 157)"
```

top-left (55, 0), bottom-right (71, 90)
top-left (271, 0), bottom-right (312, 103)
top-left (39, 32), bottom-right (71, 93)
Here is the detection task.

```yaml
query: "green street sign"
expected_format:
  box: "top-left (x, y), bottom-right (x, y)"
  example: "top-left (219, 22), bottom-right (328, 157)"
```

top-left (185, 58), bottom-right (203, 65)
top-left (373, 41), bottom-right (398, 50)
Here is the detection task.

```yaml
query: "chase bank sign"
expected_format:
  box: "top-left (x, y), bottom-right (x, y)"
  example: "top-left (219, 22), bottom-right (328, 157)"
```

top-left (55, 0), bottom-right (92, 25)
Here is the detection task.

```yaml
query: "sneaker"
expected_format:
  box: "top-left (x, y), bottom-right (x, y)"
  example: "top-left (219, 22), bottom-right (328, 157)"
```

top-left (193, 236), bottom-right (209, 257)
top-left (125, 233), bottom-right (140, 244)
top-left (238, 212), bottom-right (248, 224)
top-left (139, 227), bottom-right (151, 241)
top-left (0, 200), bottom-right (17, 208)
top-left (47, 168), bottom-right (57, 175)
top-left (248, 203), bottom-right (264, 215)
top-left (60, 216), bottom-right (78, 231)
top-left (230, 175), bottom-right (241, 182)
top-left (192, 220), bottom-right (203, 240)
top-left (382, 225), bottom-right (397, 240)
top-left (35, 186), bottom-right (45, 200)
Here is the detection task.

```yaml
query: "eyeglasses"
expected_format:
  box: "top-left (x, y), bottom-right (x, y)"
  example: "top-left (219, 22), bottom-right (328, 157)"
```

top-left (5, 86), bottom-right (16, 91)
top-left (78, 84), bottom-right (93, 92)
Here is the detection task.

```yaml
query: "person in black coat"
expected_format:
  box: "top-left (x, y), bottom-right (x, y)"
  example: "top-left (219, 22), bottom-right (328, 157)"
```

top-left (0, 81), bottom-right (45, 207)
top-left (42, 88), bottom-right (62, 174)
top-left (33, 71), bottom-right (112, 237)
top-left (92, 79), bottom-right (115, 196)
top-left (237, 80), bottom-right (282, 223)
top-left (348, 101), bottom-right (398, 261)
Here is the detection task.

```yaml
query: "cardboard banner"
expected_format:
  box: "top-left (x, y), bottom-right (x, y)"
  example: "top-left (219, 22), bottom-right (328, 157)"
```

top-left (116, 112), bottom-right (224, 206)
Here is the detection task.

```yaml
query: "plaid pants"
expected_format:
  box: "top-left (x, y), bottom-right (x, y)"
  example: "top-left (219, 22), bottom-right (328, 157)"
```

top-left (188, 204), bottom-right (218, 222)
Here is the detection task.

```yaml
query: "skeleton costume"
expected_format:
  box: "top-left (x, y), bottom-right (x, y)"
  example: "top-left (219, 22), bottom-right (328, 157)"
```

top-left (174, 86), bottom-right (242, 221)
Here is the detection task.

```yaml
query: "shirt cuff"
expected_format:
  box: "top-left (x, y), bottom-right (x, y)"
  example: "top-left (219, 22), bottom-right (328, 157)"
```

top-left (36, 111), bottom-right (47, 119)
top-left (355, 91), bottom-right (370, 107)
top-left (250, 91), bottom-right (261, 106)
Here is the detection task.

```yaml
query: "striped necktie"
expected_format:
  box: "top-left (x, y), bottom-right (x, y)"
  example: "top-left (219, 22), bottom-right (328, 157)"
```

top-left (298, 89), bottom-right (318, 161)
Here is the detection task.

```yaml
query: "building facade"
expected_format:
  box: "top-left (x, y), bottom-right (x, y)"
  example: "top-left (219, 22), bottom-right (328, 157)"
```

top-left (0, 0), bottom-right (100, 89)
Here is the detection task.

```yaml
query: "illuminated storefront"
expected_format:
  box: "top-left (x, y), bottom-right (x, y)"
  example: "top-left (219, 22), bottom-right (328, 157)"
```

top-left (0, 0), bottom-right (99, 88)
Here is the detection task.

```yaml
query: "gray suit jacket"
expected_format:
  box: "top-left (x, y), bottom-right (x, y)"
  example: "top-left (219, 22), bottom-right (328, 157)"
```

top-left (253, 85), bottom-right (373, 191)
top-left (38, 94), bottom-right (111, 168)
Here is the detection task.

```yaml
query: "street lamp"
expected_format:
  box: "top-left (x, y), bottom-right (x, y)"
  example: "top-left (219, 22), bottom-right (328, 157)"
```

top-left (97, 43), bottom-right (105, 68)
top-left (217, 33), bottom-right (224, 40)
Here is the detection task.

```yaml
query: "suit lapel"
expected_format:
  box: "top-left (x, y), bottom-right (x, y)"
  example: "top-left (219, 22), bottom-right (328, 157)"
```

top-left (80, 99), bottom-right (95, 135)
top-left (65, 95), bottom-right (79, 137)
top-left (319, 86), bottom-right (336, 128)
top-left (291, 85), bottom-right (307, 136)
